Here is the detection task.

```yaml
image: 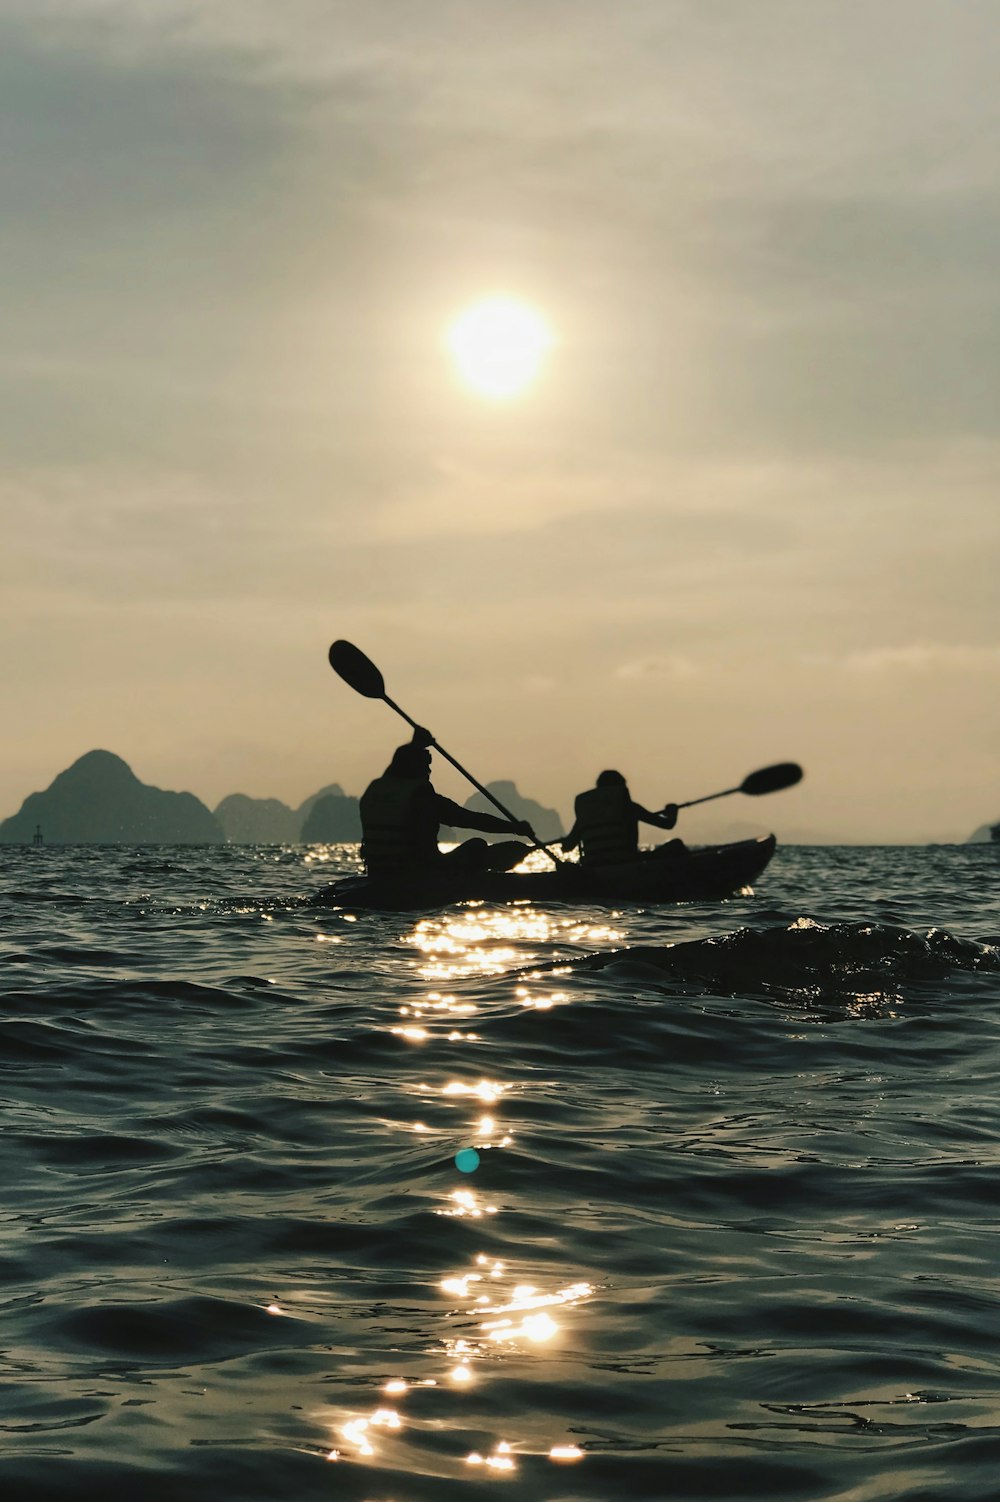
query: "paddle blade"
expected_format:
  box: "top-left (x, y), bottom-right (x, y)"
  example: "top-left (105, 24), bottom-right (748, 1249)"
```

top-left (740, 762), bottom-right (803, 797)
top-left (328, 640), bottom-right (386, 699)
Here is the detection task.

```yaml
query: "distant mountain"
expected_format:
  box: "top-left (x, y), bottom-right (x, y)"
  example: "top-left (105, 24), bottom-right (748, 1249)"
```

top-left (967, 821), bottom-right (1000, 844)
top-left (214, 794), bottom-right (299, 843)
top-left (296, 783), bottom-right (348, 824)
top-left (0, 750), bottom-right (223, 845)
top-left (299, 791), bottom-right (361, 842)
top-left (213, 783), bottom-right (358, 842)
top-left (441, 781), bottom-right (564, 843)
top-left (1, 758), bottom-right (557, 848)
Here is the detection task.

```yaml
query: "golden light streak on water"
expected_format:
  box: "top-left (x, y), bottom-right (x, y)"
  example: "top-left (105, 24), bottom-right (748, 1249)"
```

top-left (484, 1280), bottom-right (595, 1317)
top-left (440, 1078), bottom-right (507, 1103)
top-left (407, 905), bottom-right (609, 983)
top-left (440, 1273), bottom-right (482, 1297)
top-left (371, 1408), bottom-right (402, 1428)
top-left (475, 1253), bottom-right (506, 1277)
top-left (437, 1187), bottom-right (499, 1218)
top-left (336, 1406), bottom-right (404, 1461)
top-left (312, 892), bottom-right (604, 1481)
top-left (426, 990), bottom-right (470, 1007)
top-left (484, 1311), bottom-right (560, 1344)
top-left (339, 1417), bottom-right (375, 1457)
top-left (465, 1441), bottom-right (517, 1471)
top-left (322, 1254), bottom-right (594, 1475)
top-left (436, 1254), bottom-right (594, 1368)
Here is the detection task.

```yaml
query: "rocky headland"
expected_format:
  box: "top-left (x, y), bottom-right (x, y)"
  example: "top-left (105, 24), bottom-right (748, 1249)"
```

top-left (213, 785), bottom-right (361, 843)
top-left (0, 750), bottom-right (223, 845)
top-left (1, 754), bottom-right (559, 846)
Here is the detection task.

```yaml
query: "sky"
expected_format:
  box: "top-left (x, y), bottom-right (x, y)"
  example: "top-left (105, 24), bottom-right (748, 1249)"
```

top-left (2, 0), bottom-right (998, 843)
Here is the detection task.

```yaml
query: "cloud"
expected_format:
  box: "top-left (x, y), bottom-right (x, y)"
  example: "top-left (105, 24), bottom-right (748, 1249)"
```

top-left (840, 644), bottom-right (1000, 675)
top-left (4, 1), bottom-right (999, 463)
top-left (370, 449), bottom-right (628, 540)
top-left (615, 655), bottom-right (700, 682)
top-left (2, 1), bottom-right (999, 840)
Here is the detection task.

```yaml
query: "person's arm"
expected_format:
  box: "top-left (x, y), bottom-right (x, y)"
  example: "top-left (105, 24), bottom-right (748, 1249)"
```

top-left (433, 793), bottom-right (532, 837)
top-left (633, 801), bottom-right (679, 831)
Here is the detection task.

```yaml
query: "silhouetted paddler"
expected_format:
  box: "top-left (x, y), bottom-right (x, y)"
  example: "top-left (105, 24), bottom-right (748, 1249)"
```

top-left (360, 727), bottom-right (533, 879)
top-left (561, 769), bottom-right (683, 867)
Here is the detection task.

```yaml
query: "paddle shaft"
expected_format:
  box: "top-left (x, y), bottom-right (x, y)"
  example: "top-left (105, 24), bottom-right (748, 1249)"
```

top-left (674, 785), bottom-right (743, 811)
top-left (671, 762), bottom-right (803, 812)
top-left (378, 694), bottom-right (566, 868)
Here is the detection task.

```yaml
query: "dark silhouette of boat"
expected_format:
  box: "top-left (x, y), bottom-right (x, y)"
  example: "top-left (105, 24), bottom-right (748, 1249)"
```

top-left (314, 834), bottom-right (777, 912)
top-left (991, 823), bottom-right (1000, 844)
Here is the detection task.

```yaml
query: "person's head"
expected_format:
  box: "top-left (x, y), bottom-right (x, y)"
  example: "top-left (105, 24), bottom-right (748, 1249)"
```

top-left (596, 769), bottom-right (626, 788)
top-left (387, 743), bottom-right (432, 779)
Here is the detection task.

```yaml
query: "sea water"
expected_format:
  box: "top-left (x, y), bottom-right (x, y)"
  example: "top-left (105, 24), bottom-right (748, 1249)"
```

top-left (2, 842), bottom-right (1000, 1501)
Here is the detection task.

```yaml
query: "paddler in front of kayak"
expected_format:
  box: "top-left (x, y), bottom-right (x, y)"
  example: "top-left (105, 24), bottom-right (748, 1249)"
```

top-left (360, 727), bottom-right (535, 880)
top-left (561, 769), bottom-right (685, 868)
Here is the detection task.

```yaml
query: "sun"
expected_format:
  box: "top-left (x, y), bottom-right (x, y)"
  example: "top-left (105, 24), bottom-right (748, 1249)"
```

top-left (446, 297), bottom-right (554, 400)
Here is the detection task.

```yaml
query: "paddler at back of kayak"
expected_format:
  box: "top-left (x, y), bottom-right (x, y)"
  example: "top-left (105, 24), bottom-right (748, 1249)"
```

top-left (359, 727), bottom-right (535, 879)
top-left (561, 769), bottom-right (685, 867)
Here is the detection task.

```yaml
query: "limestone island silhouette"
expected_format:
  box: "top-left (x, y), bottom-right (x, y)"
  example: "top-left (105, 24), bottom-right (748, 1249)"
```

top-left (0, 751), bottom-right (562, 846)
top-left (0, 750), bottom-right (223, 845)
top-left (967, 819), bottom-right (1000, 844)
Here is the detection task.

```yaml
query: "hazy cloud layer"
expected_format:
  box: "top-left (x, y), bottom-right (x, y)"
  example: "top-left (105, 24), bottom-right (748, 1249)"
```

top-left (2, 2), bottom-right (998, 839)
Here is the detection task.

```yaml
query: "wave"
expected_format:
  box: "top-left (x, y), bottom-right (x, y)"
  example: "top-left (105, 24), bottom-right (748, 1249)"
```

top-left (521, 918), bottom-right (1000, 1003)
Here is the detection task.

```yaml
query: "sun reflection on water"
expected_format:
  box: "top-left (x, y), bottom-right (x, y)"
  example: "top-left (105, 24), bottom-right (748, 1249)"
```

top-left (407, 906), bottom-right (623, 983)
top-left (441, 1077), bottom-right (507, 1103)
top-left (337, 1405), bottom-right (403, 1459)
top-left (435, 1256), bottom-right (594, 1370)
top-left (316, 896), bottom-right (604, 1481)
top-left (321, 1250), bottom-right (594, 1475)
top-left (438, 1186), bottom-right (499, 1218)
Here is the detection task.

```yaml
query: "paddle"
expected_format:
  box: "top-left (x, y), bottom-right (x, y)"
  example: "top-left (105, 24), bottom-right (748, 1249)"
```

top-left (328, 640), bottom-right (567, 867)
top-left (671, 762), bottom-right (803, 812)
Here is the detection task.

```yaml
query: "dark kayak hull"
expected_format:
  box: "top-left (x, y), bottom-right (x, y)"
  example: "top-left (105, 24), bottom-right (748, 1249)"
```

top-left (313, 835), bottom-right (777, 912)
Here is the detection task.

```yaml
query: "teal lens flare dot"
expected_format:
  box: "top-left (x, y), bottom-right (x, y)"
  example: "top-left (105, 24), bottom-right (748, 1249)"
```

top-left (455, 1148), bottom-right (480, 1174)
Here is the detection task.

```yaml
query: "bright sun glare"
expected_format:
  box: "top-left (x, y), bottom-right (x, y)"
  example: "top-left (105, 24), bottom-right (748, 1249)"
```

top-left (446, 297), bottom-right (553, 400)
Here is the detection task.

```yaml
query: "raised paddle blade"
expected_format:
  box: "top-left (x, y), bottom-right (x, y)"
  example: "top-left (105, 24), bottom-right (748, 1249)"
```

top-left (740, 762), bottom-right (803, 797)
top-left (328, 640), bottom-right (386, 699)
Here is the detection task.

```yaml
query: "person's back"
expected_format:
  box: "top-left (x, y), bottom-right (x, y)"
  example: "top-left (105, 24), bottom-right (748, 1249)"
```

top-left (359, 728), bottom-right (534, 879)
top-left (360, 739), bottom-right (438, 877)
top-left (571, 774), bottom-right (638, 866)
top-left (562, 769), bottom-right (681, 867)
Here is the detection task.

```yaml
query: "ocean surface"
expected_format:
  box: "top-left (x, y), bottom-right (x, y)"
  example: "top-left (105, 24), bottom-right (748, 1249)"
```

top-left (2, 840), bottom-right (1000, 1501)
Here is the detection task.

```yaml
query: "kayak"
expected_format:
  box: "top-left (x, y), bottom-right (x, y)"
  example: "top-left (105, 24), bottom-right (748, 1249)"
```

top-left (312, 834), bottom-right (777, 912)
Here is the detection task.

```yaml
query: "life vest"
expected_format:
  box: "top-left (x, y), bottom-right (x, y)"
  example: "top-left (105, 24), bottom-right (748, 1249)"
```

top-left (360, 775), bottom-right (438, 873)
top-left (573, 785), bottom-right (638, 866)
